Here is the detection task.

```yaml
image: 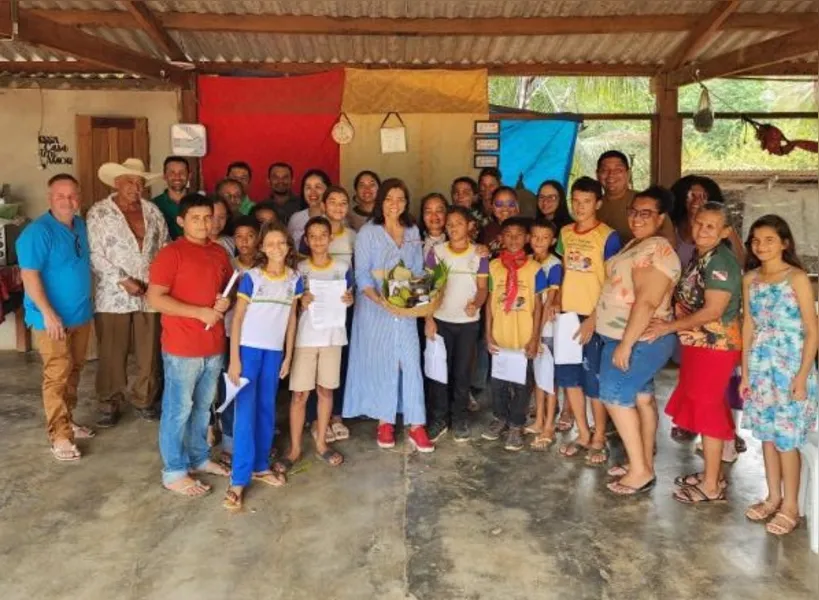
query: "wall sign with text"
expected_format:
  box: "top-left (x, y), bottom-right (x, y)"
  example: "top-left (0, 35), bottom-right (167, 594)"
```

top-left (38, 135), bottom-right (73, 167)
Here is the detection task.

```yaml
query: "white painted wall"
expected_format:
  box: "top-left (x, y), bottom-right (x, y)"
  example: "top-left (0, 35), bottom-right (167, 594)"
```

top-left (0, 87), bottom-right (179, 349)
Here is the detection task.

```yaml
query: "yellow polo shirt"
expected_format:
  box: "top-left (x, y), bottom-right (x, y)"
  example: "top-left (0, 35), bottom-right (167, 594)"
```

top-left (557, 222), bottom-right (621, 316)
top-left (488, 258), bottom-right (547, 350)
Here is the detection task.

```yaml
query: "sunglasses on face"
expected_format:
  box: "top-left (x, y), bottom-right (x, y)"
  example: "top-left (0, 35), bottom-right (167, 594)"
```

top-left (627, 208), bottom-right (659, 220)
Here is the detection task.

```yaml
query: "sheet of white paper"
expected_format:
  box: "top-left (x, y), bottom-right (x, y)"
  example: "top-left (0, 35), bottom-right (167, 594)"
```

top-left (423, 334), bottom-right (448, 384)
top-left (216, 374), bottom-right (249, 414)
top-left (308, 279), bottom-right (348, 330)
top-left (491, 348), bottom-right (528, 385)
top-left (534, 343), bottom-right (555, 394)
top-left (541, 319), bottom-right (554, 339)
top-left (554, 312), bottom-right (584, 365)
top-left (380, 126), bottom-right (407, 154)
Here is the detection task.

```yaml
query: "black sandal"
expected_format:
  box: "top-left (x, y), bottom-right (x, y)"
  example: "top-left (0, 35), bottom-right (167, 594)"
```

top-left (272, 457), bottom-right (296, 474)
top-left (673, 472), bottom-right (728, 489)
top-left (315, 448), bottom-right (344, 467)
top-left (673, 483), bottom-right (727, 504)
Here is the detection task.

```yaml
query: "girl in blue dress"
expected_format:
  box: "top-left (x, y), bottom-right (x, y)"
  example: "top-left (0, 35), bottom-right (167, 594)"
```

top-left (741, 215), bottom-right (818, 536)
top-left (343, 178), bottom-right (434, 453)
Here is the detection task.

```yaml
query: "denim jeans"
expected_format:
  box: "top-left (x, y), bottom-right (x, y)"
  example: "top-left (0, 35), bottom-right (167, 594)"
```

top-left (158, 352), bottom-right (224, 486)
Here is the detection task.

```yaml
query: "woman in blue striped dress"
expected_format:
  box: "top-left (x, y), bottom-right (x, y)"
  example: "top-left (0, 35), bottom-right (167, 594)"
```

top-left (343, 178), bottom-right (435, 453)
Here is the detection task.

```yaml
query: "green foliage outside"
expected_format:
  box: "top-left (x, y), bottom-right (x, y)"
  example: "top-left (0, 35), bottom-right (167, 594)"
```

top-left (489, 76), bottom-right (818, 190)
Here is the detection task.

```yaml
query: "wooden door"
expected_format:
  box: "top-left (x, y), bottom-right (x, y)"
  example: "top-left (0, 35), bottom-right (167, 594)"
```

top-left (76, 116), bottom-right (150, 211)
top-left (74, 116), bottom-right (149, 359)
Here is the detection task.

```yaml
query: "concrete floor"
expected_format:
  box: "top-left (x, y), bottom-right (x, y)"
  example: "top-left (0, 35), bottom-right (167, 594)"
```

top-left (0, 352), bottom-right (817, 600)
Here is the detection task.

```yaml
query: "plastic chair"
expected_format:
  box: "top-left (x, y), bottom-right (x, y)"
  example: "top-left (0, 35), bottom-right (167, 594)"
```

top-left (798, 431), bottom-right (819, 554)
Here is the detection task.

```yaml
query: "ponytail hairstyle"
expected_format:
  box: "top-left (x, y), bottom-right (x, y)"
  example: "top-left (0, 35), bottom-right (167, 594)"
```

top-left (744, 214), bottom-right (804, 272)
top-left (256, 220), bottom-right (296, 270)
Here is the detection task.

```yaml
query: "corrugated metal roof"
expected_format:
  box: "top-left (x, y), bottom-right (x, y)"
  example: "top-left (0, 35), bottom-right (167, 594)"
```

top-left (6, 1), bottom-right (819, 73)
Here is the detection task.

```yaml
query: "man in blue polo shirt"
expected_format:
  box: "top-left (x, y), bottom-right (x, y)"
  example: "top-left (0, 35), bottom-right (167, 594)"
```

top-left (17, 173), bottom-right (95, 462)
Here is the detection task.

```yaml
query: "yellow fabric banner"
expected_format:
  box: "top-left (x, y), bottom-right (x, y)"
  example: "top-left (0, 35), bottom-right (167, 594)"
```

top-left (342, 69), bottom-right (488, 114)
top-left (339, 112), bottom-right (487, 215)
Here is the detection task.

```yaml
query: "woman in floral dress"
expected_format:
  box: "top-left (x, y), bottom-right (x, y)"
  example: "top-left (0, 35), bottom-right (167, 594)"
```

top-left (741, 215), bottom-right (818, 536)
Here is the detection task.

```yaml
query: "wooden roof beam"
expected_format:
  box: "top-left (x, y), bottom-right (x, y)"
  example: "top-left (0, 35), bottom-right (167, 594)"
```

top-left (666, 1), bottom-right (740, 70)
top-left (122, 1), bottom-right (187, 62)
top-left (27, 9), bottom-right (819, 36)
top-left (13, 9), bottom-right (188, 85)
top-left (667, 26), bottom-right (819, 86)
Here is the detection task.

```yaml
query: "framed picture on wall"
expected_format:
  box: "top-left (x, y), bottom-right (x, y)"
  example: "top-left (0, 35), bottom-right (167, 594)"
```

top-left (474, 154), bottom-right (499, 169)
top-left (474, 120), bottom-right (500, 135)
top-left (474, 137), bottom-right (500, 153)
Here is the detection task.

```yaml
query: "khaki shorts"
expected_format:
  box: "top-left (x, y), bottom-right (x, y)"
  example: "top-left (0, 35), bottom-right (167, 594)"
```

top-left (289, 345), bottom-right (343, 392)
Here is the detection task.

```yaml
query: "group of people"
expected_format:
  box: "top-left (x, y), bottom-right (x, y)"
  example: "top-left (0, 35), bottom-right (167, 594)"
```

top-left (15, 149), bottom-right (817, 534)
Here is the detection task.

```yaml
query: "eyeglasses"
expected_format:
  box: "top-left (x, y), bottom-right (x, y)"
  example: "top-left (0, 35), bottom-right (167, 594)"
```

top-left (538, 194), bottom-right (559, 202)
top-left (494, 201), bottom-right (517, 209)
top-left (627, 208), bottom-right (659, 220)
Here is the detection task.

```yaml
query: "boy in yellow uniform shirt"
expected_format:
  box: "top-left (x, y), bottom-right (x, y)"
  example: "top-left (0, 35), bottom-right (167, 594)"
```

top-left (481, 216), bottom-right (547, 451)
top-left (555, 177), bottom-right (621, 465)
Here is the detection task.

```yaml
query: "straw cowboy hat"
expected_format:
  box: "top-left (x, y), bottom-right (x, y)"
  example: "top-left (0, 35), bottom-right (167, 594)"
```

top-left (98, 158), bottom-right (162, 187)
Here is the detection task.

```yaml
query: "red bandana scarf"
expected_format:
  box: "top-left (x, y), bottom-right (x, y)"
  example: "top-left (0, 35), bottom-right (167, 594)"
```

top-left (499, 250), bottom-right (528, 313)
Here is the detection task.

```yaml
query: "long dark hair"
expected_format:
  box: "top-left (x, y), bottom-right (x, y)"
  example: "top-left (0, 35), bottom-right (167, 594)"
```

top-left (371, 178), bottom-right (414, 227)
top-left (256, 221), bottom-right (296, 270)
top-left (744, 214), bottom-right (804, 272)
top-left (300, 168), bottom-right (332, 201)
top-left (535, 180), bottom-right (573, 230)
top-left (670, 175), bottom-right (725, 227)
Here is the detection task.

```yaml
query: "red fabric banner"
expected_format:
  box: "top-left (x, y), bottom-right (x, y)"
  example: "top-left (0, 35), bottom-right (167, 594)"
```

top-left (198, 71), bottom-right (344, 201)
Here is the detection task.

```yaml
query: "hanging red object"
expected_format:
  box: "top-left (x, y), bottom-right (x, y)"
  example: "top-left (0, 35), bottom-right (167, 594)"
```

top-left (743, 117), bottom-right (818, 156)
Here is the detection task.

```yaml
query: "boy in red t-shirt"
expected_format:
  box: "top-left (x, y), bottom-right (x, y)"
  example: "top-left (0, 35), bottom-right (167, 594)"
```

top-left (147, 194), bottom-right (233, 497)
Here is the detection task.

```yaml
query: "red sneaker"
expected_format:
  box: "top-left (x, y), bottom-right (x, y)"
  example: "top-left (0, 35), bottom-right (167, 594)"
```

top-left (407, 426), bottom-right (435, 453)
top-left (377, 423), bottom-right (395, 449)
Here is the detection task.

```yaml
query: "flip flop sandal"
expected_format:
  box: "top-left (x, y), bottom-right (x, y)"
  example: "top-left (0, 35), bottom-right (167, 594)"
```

top-left (558, 440), bottom-right (589, 458)
top-left (164, 479), bottom-right (211, 497)
top-left (745, 500), bottom-right (782, 522)
top-left (524, 424), bottom-right (542, 435)
top-left (252, 471), bottom-right (287, 487)
top-left (71, 423), bottom-right (96, 439)
top-left (607, 464), bottom-right (629, 478)
top-left (674, 472), bottom-right (728, 489)
top-left (585, 446), bottom-right (609, 467)
top-left (673, 483), bottom-right (727, 505)
top-left (531, 435), bottom-right (555, 451)
top-left (273, 457), bottom-right (296, 474)
top-left (607, 477), bottom-right (656, 496)
top-left (556, 414), bottom-right (574, 432)
top-left (50, 444), bottom-right (81, 462)
top-left (311, 426), bottom-right (336, 444)
top-left (223, 488), bottom-right (243, 512)
top-left (330, 421), bottom-right (350, 440)
top-left (765, 512), bottom-right (799, 536)
top-left (315, 448), bottom-right (345, 467)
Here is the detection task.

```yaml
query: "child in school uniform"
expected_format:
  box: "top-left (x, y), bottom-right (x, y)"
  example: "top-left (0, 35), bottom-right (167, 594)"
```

top-left (555, 177), bottom-right (621, 466)
top-left (527, 217), bottom-right (564, 450)
top-left (481, 217), bottom-right (547, 451)
top-left (280, 216), bottom-right (354, 471)
top-left (217, 216), bottom-right (259, 467)
top-left (302, 186), bottom-right (357, 442)
top-left (424, 206), bottom-right (489, 443)
top-left (223, 221), bottom-right (301, 511)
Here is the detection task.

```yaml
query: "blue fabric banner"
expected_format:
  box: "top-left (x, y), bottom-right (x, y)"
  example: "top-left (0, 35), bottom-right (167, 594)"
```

top-left (498, 119), bottom-right (580, 192)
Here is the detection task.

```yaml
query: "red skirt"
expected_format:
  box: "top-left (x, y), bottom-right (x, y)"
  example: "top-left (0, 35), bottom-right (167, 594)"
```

top-left (665, 345), bottom-right (740, 441)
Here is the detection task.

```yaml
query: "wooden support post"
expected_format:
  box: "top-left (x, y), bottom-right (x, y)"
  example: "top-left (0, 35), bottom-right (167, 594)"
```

top-left (651, 75), bottom-right (682, 187)
top-left (179, 74), bottom-right (202, 191)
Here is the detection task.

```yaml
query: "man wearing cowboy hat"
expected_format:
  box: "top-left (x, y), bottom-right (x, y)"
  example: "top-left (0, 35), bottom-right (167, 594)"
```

top-left (87, 158), bottom-right (170, 427)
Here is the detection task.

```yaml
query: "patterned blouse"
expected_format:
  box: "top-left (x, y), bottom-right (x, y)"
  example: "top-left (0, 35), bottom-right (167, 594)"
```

top-left (87, 194), bottom-right (169, 313)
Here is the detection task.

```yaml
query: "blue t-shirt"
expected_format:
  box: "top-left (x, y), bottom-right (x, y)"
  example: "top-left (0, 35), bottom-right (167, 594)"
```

top-left (16, 212), bottom-right (93, 330)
